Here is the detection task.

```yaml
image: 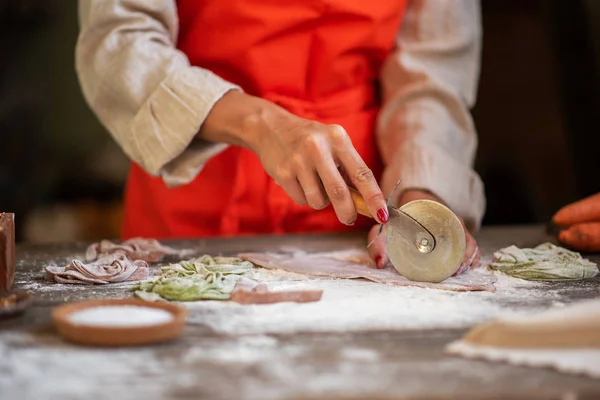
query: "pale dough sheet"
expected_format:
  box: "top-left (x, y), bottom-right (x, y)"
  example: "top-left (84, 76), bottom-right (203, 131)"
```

top-left (445, 298), bottom-right (600, 379)
top-left (239, 249), bottom-right (497, 292)
top-left (445, 341), bottom-right (600, 379)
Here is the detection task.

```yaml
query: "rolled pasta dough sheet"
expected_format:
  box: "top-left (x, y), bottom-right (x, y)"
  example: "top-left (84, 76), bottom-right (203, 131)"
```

top-left (238, 249), bottom-right (497, 292)
top-left (445, 298), bottom-right (600, 379)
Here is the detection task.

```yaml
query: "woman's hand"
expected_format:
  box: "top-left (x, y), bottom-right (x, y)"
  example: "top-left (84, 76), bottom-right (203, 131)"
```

top-left (199, 90), bottom-right (389, 225)
top-left (367, 189), bottom-right (481, 275)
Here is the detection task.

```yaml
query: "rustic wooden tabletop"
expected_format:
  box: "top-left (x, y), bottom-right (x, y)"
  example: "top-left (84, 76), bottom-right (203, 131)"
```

top-left (1, 225), bottom-right (599, 400)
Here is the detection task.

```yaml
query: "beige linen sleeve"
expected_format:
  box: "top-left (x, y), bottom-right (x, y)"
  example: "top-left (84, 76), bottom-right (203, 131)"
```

top-left (75, 0), bottom-right (240, 187)
top-left (377, 0), bottom-right (485, 231)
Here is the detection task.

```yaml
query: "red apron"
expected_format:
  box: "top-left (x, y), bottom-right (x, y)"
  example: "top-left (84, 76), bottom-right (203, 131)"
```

top-left (121, 0), bottom-right (407, 239)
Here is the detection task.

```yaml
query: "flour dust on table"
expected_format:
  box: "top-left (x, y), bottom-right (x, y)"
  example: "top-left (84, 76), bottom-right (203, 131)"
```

top-left (0, 329), bottom-right (466, 400)
top-left (179, 266), bottom-right (558, 335)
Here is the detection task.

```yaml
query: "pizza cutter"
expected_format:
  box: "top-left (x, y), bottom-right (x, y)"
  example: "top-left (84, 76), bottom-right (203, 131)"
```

top-left (348, 187), bottom-right (466, 283)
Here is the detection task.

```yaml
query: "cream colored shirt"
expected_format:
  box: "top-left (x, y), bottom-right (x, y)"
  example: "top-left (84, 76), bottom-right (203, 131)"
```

top-left (75, 0), bottom-right (486, 231)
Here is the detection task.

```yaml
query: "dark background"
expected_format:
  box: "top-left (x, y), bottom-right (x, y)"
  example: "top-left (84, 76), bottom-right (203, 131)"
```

top-left (1, 1), bottom-right (599, 243)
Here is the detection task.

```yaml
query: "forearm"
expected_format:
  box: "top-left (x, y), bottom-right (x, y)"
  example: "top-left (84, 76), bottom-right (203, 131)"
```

top-left (75, 0), bottom-right (239, 187)
top-left (378, 97), bottom-right (485, 231)
top-left (377, 0), bottom-right (485, 231)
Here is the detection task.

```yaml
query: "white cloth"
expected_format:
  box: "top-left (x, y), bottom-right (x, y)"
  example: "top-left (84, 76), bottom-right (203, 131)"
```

top-left (75, 0), bottom-right (486, 231)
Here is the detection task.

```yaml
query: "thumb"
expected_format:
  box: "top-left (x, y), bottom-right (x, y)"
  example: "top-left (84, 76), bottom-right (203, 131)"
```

top-left (367, 224), bottom-right (388, 269)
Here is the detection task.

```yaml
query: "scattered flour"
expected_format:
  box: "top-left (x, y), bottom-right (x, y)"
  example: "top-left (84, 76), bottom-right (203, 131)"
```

top-left (179, 268), bottom-right (555, 335)
top-left (0, 331), bottom-right (181, 400)
top-left (0, 331), bottom-right (324, 399)
top-left (67, 305), bottom-right (174, 327)
top-left (181, 335), bottom-right (280, 365)
top-left (339, 347), bottom-right (380, 362)
top-left (0, 330), bottom-right (476, 400)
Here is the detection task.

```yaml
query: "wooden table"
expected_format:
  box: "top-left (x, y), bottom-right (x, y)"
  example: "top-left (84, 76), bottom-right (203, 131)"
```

top-left (1, 225), bottom-right (600, 399)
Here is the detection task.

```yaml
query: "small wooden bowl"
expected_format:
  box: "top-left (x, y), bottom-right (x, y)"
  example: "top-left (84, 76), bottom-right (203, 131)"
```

top-left (52, 298), bottom-right (187, 347)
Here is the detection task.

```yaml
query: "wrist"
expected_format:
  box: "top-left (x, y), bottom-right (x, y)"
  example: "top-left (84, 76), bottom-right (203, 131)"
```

top-left (198, 90), bottom-right (291, 154)
top-left (198, 90), bottom-right (259, 150)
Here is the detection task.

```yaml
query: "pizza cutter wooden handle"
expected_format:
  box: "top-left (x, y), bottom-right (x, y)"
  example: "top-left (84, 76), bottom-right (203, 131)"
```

top-left (348, 187), bottom-right (374, 219)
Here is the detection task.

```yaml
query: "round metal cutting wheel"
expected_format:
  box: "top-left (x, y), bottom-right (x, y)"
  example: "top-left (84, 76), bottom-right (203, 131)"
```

top-left (385, 199), bottom-right (466, 283)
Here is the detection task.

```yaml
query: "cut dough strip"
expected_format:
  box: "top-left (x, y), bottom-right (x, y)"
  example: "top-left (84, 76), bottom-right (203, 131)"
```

top-left (238, 250), bottom-right (497, 292)
top-left (86, 238), bottom-right (192, 263)
top-left (46, 253), bottom-right (149, 285)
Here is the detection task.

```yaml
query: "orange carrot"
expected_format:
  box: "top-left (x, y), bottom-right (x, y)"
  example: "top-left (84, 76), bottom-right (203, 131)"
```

top-left (558, 222), bottom-right (600, 252)
top-left (552, 192), bottom-right (600, 227)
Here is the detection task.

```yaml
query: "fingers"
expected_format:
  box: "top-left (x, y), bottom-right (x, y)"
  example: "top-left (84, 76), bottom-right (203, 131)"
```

top-left (314, 149), bottom-right (357, 226)
top-left (471, 246), bottom-right (481, 269)
top-left (463, 232), bottom-right (478, 265)
top-left (367, 224), bottom-right (388, 268)
top-left (278, 178), bottom-right (307, 206)
top-left (273, 122), bottom-right (386, 227)
top-left (454, 229), bottom-right (480, 276)
top-left (297, 169), bottom-right (329, 210)
top-left (331, 125), bottom-right (387, 224)
top-left (316, 157), bottom-right (356, 225)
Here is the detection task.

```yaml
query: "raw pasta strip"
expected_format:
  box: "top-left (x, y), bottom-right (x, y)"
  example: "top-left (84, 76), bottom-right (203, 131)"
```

top-left (134, 256), bottom-right (325, 303)
top-left (238, 251), bottom-right (496, 292)
top-left (133, 257), bottom-right (255, 301)
top-left (45, 253), bottom-right (149, 285)
top-left (230, 277), bottom-right (323, 304)
top-left (488, 242), bottom-right (598, 281)
top-left (86, 237), bottom-right (192, 262)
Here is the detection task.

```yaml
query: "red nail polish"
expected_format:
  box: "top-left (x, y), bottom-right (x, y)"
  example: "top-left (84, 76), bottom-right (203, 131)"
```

top-left (377, 208), bottom-right (389, 223)
top-left (375, 256), bottom-right (382, 267)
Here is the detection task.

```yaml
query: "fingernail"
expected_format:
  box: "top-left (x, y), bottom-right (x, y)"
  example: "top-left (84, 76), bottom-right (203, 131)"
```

top-left (455, 262), bottom-right (467, 276)
top-left (468, 247), bottom-right (479, 266)
top-left (375, 256), bottom-right (382, 267)
top-left (377, 208), bottom-right (389, 223)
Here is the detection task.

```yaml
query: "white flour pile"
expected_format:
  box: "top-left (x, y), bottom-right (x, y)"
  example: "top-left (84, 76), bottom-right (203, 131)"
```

top-left (67, 305), bottom-right (173, 327)
top-left (180, 266), bottom-right (555, 335)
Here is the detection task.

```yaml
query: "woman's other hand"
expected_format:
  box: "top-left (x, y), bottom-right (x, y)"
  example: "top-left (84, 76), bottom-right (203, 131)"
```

top-left (367, 189), bottom-right (481, 275)
top-left (200, 90), bottom-right (389, 225)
